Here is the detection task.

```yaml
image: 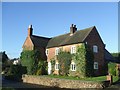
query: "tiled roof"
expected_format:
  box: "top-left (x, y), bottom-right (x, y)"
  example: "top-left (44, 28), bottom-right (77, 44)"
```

top-left (46, 26), bottom-right (95, 48)
top-left (105, 49), bottom-right (120, 63)
top-left (30, 35), bottom-right (51, 48)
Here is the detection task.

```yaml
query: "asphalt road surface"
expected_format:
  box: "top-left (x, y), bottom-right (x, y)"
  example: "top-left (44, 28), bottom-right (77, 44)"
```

top-left (2, 77), bottom-right (120, 90)
top-left (2, 77), bottom-right (71, 90)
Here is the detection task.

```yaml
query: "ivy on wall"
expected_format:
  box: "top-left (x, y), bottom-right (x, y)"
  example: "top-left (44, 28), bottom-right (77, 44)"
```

top-left (70, 43), bottom-right (94, 78)
top-left (57, 51), bottom-right (72, 76)
top-left (50, 58), bottom-right (55, 74)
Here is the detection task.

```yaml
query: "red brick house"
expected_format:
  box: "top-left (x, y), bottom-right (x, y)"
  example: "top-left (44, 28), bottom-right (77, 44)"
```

top-left (22, 24), bottom-right (109, 76)
top-left (22, 25), bottom-right (50, 60)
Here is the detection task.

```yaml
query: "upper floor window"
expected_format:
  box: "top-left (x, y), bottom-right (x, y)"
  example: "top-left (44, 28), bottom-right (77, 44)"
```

top-left (55, 62), bottom-right (59, 70)
top-left (93, 45), bottom-right (98, 53)
top-left (55, 48), bottom-right (60, 55)
top-left (71, 62), bottom-right (76, 71)
top-left (94, 62), bottom-right (98, 69)
top-left (46, 49), bottom-right (49, 56)
top-left (71, 46), bottom-right (76, 54)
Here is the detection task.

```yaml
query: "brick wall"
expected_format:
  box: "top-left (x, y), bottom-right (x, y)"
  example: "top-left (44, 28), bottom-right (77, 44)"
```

top-left (84, 27), bottom-right (106, 75)
top-left (22, 37), bottom-right (34, 50)
top-left (47, 43), bottom-right (82, 62)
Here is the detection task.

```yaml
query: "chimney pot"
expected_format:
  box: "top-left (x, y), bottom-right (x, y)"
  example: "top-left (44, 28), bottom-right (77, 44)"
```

top-left (28, 24), bottom-right (33, 36)
top-left (70, 24), bottom-right (77, 36)
top-left (71, 24), bottom-right (74, 27)
top-left (74, 25), bottom-right (76, 28)
top-left (29, 24), bottom-right (32, 28)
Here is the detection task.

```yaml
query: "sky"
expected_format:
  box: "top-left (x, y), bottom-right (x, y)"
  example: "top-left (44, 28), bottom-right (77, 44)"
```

top-left (1, 2), bottom-right (118, 59)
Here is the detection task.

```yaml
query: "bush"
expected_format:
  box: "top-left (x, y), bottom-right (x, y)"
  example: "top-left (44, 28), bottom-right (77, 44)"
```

top-left (108, 62), bottom-right (117, 76)
top-left (57, 51), bottom-right (72, 76)
top-left (5, 65), bottom-right (27, 81)
top-left (20, 50), bottom-right (42, 75)
top-left (50, 59), bottom-right (55, 74)
top-left (36, 60), bottom-right (48, 75)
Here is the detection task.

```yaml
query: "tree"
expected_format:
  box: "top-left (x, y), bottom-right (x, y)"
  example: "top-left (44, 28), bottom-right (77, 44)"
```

top-left (111, 52), bottom-right (120, 61)
top-left (1, 51), bottom-right (8, 63)
top-left (57, 51), bottom-right (72, 76)
top-left (108, 62), bottom-right (117, 76)
top-left (20, 50), bottom-right (43, 75)
top-left (1, 51), bottom-right (9, 71)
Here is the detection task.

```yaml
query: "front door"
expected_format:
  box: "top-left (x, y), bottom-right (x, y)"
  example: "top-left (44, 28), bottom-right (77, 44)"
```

top-left (48, 62), bottom-right (51, 74)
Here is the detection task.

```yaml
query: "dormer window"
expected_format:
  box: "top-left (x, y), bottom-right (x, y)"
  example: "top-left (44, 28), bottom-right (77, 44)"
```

top-left (93, 45), bottom-right (98, 53)
top-left (46, 49), bottom-right (49, 56)
top-left (55, 48), bottom-right (60, 55)
top-left (71, 46), bottom-right (76, 54)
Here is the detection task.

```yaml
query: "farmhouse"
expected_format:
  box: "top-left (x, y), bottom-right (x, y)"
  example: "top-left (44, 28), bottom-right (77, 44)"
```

top-left (22, 24), bottom-right (109, 76)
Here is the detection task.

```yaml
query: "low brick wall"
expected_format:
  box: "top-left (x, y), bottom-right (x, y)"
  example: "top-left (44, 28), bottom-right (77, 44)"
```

top-left (22, 75), bottom-right (110, 89)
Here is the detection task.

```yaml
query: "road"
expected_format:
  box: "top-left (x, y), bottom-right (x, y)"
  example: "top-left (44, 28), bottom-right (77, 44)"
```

top-left (108, 80), bottom-right (120, 89)
top-left (2, 77), bottom-right (120, 90)
top-left (2, 77), bottom-right (70, 90)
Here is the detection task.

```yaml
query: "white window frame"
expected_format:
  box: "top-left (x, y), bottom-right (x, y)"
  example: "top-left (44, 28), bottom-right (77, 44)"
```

top-left (71, 46), bottom-right (76, 54)
top-left (46, 49), bottom-right (49, 56)
top-left (55, 62), bottom-right (59, 70)
top-left (71, 62), bottom-right (76, 71)
top-left (94, 62), bottom-right (98, 69)
top-left (55, 48), bottom-right (60, 55)
top-left (93, 45), bottom-right (98, 53)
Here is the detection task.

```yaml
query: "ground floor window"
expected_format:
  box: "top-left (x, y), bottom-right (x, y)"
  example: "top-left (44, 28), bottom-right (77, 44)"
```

top-left (71, 62), bottom-right (76, 71)
top-left (94, 62), bottom-right (98, 69)
top-left (55, 62), bottom-right (59, 70)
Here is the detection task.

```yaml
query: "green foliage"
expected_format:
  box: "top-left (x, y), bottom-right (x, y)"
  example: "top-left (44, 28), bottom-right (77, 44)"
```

top-left (71, 44), bottom-right (94, 78)
top-left (2, 87), bottom-right (15, 90)
top-left (50, 59), bottom-right (55, 74)
top-left (108, 62), bottom-right (117, 76)
top-left (1, 51), bottom-right (9, 71)
top-left (36, 60), bottom-right (47, 75)
top-left (5, 64), bottom-right (27, 81)
top-left (1, 51), bottom-right (8, 63)
top-left (85, 45), bottom-right (94, 77)
top-left (111, 52), bottom-right (120, 60)
top-left (20, 50), bottom-right (46, 75)
top-left (57, 51), bottom-right (72, 76)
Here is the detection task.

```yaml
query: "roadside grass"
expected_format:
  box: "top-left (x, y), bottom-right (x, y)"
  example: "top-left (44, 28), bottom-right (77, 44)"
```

top-left (43, 75), bottom-right (119, 83)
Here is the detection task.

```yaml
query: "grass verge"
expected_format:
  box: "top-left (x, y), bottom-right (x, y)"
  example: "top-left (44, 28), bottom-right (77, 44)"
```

top-left (43, 75), bottom-right (119, 83)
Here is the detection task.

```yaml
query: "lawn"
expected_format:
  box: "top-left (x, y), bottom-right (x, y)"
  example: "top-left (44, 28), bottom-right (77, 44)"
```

top-left (43, 75), bottom-right (119, 83)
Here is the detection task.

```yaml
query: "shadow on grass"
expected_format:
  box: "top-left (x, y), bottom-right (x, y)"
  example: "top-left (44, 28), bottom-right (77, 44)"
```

top-left (112, 77), bottom-right (120, 85)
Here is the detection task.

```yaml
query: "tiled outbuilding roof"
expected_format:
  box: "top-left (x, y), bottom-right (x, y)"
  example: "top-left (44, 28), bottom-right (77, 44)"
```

top-left (30, 35), bottom-right (51, 48)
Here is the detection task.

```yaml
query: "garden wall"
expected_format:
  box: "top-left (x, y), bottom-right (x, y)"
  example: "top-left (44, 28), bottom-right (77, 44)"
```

top-left (22, 75), bottom-right (110, 89)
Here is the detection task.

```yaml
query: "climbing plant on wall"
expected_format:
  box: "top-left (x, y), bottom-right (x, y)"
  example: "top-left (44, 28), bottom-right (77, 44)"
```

top-left (57, 51), bottom-right (72, 76)
top-left (71, 43), bottom-right (94, 78)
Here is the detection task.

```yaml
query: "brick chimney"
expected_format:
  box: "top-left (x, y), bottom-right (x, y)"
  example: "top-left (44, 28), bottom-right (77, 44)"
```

top-left (28, 24), bottom-right (33, 36)
top-left (70, 24), bottom-right (77, 36)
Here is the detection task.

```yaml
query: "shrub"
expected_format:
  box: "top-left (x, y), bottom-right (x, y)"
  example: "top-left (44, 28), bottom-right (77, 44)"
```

top-left (20, 50), bottom-right (42, 75)
top-left (36, 60), bottom-right (47, 75)
top-left (5, 64), bottom-right (27, 81)
top-left (57, 51), bottom-right (72, 76)
top-left (50, 59), bottom-right (55, 74)
top-left (108, 62), bottom-right (117, 76)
